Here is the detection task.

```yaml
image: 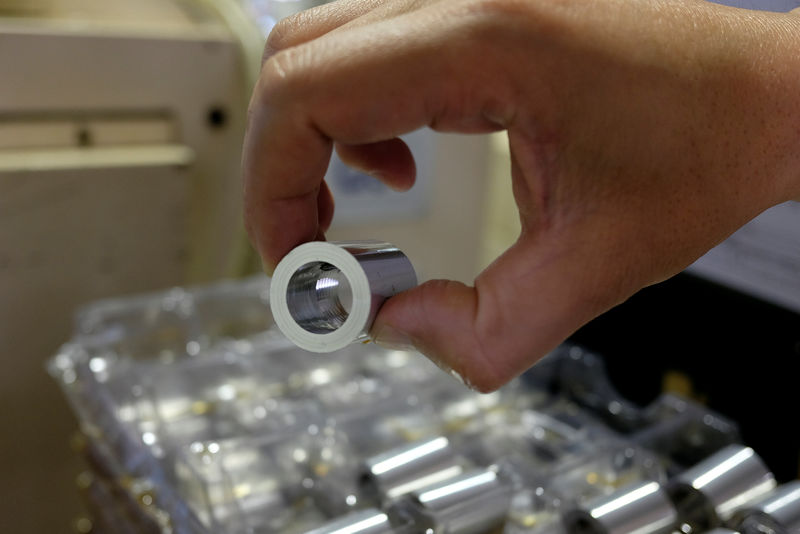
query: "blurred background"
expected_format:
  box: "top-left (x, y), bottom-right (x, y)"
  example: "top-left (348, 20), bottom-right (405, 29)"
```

top-left (0, 0), bottom-right (797, 532)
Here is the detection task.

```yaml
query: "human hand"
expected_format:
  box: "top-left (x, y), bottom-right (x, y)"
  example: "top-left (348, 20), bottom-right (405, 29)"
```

top-left (243, 0), bottom-right (800, 391)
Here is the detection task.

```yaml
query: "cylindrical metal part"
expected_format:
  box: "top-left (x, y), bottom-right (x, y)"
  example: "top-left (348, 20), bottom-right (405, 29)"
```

top-left (303, 508), bottom-right (396, 534)
top-left (562, 481), bottom-right (678, 534)
top-left (362, 437), bottom-right (464, 502)
top-left (405, 468), bottom-right (513, 534)
top-left (667, 445), bottom-right (776, 529)
top-left (730, 480), bottom-right (800, 534)
top-left (270, 241), bottom-right (417, 352)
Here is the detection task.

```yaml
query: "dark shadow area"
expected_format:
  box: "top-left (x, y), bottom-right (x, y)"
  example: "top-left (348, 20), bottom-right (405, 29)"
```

top-left (570, 272), bottom-right (800, 482)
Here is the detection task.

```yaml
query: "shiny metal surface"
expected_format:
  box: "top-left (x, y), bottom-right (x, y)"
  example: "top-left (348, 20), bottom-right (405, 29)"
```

top-left (303, 508), bottom-right (395, 534)
top-left (562, 481), bottom-right (677, 534)
top-left (362, 437), bottom-right (465, 501)
top-left (286, 261), bottom-right (354, 334)
top-left (406, 468), bottom-right (512, 534)
top-left (270, 240), bottom-right (417, 352)
top-left (730, 480), bottom-right (800, 534)
top-left (668, 445), bottom-right (776, 528)
top-left (52, 268), bottom-right (795, 534)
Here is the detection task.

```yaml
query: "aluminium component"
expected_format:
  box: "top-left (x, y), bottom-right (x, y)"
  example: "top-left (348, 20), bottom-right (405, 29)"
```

top-left (562, 481), bottom-right (678, 534)
top-left (667, 445), bottom-right (776, 529)
top-left (270, 241), bottom-right (417, 352)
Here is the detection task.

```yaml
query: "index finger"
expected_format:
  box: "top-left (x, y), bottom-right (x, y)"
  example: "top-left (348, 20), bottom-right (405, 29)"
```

top-left (242, 3), bottom-right (513, 270)
top-left (242, 81), bottom-right (333, 272)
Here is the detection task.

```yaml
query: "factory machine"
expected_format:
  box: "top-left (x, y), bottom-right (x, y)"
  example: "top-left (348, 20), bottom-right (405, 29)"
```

top-left (0, 1), bottom-right (489, 531)
top-left (0, 1), bottom-right (255, 530)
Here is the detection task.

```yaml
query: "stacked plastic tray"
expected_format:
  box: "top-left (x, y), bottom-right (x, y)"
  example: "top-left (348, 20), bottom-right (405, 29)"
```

top-left (48, 276), bottom-right (800, 534)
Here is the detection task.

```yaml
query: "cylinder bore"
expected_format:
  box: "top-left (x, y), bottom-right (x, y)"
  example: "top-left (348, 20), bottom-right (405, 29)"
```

top-left (286, 261), bottom-right (353, 334)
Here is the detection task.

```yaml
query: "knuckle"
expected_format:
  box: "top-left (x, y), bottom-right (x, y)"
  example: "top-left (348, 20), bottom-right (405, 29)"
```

top-left (263, 16), bottom-right (297, 60)
top-left (263, 6), bottom-right (322, 60)
top-left (461, 0), bottom-right (524, 20)
top-left (255, 50), bottom-right (298, 105)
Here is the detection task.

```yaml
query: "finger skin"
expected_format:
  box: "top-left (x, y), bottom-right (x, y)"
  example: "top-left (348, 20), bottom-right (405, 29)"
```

top-left (244, 1), bottom-right (515, 269)
top-left (372, 223), bottom-right (636, 392)
top-left (244, 0), bottom-right (800, 389)
top-left (263, 0), bottom-right (447, 62)
top-left (263, 0), bottom-right (388, 62)
top-left (335, 138), bottom-right (416, 191)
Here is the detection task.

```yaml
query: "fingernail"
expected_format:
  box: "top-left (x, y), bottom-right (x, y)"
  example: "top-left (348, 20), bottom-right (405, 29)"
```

top-left (365, 171), bottom-right (407, 192)
top-left (447, 368), bottom-right (467, 387)
top-left (429, 359), bottom-right (475, 391)
top-left (365, 169), bottom-right (384, 181)
top-left (372, 325), bottom-right (416, 351)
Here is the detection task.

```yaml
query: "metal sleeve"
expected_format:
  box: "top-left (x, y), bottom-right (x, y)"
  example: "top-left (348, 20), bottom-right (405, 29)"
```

top-left (270, 240), bottom-right (417, 352)
top-left (730, 480), bottom-right (800, 534)
top-left (302, 509), bottom-right (395, 534)
top-left (667, 444), bottom-right (776, 528)
top-left (562, 481), bottom-right (678, 534)
top-left (361, 437), bottom-right (465, 502)
top-left (407, 468), bottom-right (513, 534)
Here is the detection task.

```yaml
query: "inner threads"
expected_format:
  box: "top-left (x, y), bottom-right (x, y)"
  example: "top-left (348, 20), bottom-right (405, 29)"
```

top-left (286, 261), bottom-right (354, 334)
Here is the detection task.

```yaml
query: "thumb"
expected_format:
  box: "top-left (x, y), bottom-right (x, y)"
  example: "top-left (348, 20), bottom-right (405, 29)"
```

top-left (370, 238), bottom-right (628, 392)
top-left (371, 279), bottom-right (510, 392)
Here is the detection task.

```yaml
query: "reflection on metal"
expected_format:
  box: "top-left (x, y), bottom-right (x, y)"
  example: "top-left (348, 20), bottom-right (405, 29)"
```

top-left (730, 480), bottom-right (800, 534)
top-left (304, 509), bottom-right (395, 534)
top-left (563, 481), bottom-right (677, 534)
top-left (405, 468), bottom-right (513, 534)
top-left (668, 445), bottom-right (776, 529)
top-left (47, 275), bottom-right (779, 534)
top-left (362, 437), bottom-right (465, 502)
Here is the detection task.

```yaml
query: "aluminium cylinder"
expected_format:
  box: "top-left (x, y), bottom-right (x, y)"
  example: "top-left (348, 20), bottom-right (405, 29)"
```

top-left (729, 480), bottom-right (800, 534)
top-left (270, 240), bottom-right (417, 352)
top-left (667, 444), bottom-right (776, 529)
top-left (562, 481), bottom-right (678, 534)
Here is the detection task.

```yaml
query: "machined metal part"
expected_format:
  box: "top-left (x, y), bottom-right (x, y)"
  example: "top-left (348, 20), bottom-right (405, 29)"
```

top-left (361, 437), bottom-right (465, 502)
top-left (667, 445), bottom-right (776, 529)
top-left (562, 481), bottom-right (678, 534)
top-left (303, 508), bottom-right (396, 534)
top-left (633, 394), bottom-right (740, 472)
top-left (403, 468), bottom-right (513, 534)
top-left (729, 480), bottom-right (800, 534)
top-left (270, 241), bottom-right (417, 352)
top-left (556, 346), bottom-right (645, 433)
